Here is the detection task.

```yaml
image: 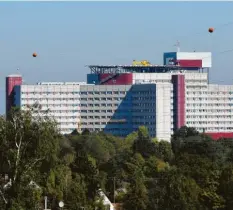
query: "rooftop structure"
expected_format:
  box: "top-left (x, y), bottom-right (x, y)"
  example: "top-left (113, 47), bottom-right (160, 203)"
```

top-left (87, 64), bottom-right (186, 74)
top-left (88, 52), bottom-right (211, 74)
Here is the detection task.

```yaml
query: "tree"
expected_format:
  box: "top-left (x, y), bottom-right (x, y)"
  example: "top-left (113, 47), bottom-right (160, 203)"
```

top-left (70, 129), bottom-right (79, 136)
top-left (175, 153), bottom-right (225, 209)
top-left (133, 126), bottom-right (156, 158)
top-left (155, 140), bottom-right (174, 163)
top-left (171, 126), bottom-right (199, 155)
top-left (218, 165), bottom-right (233, 210)
top-left (157, 169), bottom-right (203, 210)
top-left (82, 129), bottom-right (90, 136)
top-left (0, 108), bottom-right (61, 209)
top-left (65, 174), bottom-right (89, 210)
top-left (123, 153), bottom-right (149, 210)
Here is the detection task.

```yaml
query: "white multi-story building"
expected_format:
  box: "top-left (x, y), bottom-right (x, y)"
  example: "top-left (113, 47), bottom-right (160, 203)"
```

top-left (18, 82), bottom-right (86, 134)
top-left (6, 51), bottom-right (233, 141)
top-left (12, 81), bottom-right (172, 140)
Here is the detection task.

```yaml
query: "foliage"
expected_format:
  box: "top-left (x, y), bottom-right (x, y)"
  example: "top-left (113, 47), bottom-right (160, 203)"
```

top-left (2, 111), bottom-right (233, 210)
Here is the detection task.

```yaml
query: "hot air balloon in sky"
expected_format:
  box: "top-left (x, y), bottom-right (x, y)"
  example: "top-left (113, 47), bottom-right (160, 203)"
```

top-left (208, 27), bottom-right (214, 33)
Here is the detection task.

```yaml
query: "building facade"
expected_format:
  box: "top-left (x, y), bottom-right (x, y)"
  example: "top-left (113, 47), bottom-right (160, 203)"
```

top-left (5, 75), bottom-right (22, 114)
top-left (10, 82), bottom-right (172, 140)
top-left (6, 51), bottom-right (233, 141)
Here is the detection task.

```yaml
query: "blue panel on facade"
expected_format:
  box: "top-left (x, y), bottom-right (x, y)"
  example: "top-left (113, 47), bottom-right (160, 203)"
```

top-left (80, 84), bottom-right (157, 138)
top-left (131, 84), bottom-right (157, 138)
top-left (104, 84), bottom-right (157, 138)
top-left (104, 91), bottom-right (133, 136)
top-left (87, 74), bottom-right (100, 84)
top-left (163, 52), bottom-right (177, 65)
top-left (13, 85), bottom-right (21, 107)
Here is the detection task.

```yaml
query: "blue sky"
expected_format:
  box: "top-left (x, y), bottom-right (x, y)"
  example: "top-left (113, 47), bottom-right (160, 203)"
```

top-left (0, 2), bottom-right (233, 114)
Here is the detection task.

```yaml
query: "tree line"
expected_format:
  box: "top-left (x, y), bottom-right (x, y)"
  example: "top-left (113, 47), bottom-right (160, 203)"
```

top-left (1, 108), bottom-right (233, 209)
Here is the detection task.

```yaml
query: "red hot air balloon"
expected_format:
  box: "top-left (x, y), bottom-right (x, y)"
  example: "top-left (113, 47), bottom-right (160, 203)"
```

top-left (208, 27), bottom-right (214, 33)
top-left (32, 52), bottom-right (37, 57)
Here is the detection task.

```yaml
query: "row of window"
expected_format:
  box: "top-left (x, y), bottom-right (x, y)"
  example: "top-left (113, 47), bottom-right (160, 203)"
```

top-left (81, 104), bottom-right (121, 107)
top-left (186, 109), bottom-right (233, 112)
top-left (186, 79), bottom-right (207, 83)
top-left (34, 114), bottom-right (233, 121)
top-left (132, 97), bottom-right (157, 100)
top-left (22, 92), bottom-right (80, 95)
top-left (22, 91), bottom-right (127, 95)
top-left (22, 103), bottom-right (131, 107)
top-left (81, 122), bottom-right (107, 125)
top-left (186, 87), bottom-right (208, 90)
top-left (131, 109), bottom-right (156, 112)
top-left (186, 115), bottom-right (233, 119)
top-left (81, 116), bottom-right (112, 119)
top-left (187, 122), bottom-right (233, 125)
top-left (22, 104), bottom-right (80, 107)
top-left (55, 116), bottom-right (156, 120)
top-left (132, 116), bottom-right (156, 119)
top-left (80, 91), bottom-right (126, 95)
top-left (187, 104), bottom-right (233, 107)
top-left (87, 116), bottom-right (114, 119)
top-left (80, 115), bottom-right (158, 120)
top-left (187, 121), bottom-right (233, 124)
top-left (81, 110), bottom-right (115, 113)
top-left (187, 91), bottom-right (233, 95)
top-left (57, 122), bottom-right (78, 125)
top-left (133, 122), bottom-right (156, 125)
top-left (187, 98), bottom-right (233, 101)
top-left (195, 128), bottom-right (233, 130)
top-left (30, 110), bottom-right (80, 113)
top-left (132, 91), bottom-right (156, 94)
top-left (21, 89), bottom-right (233, 96)
top-left (81, 97), bottom-right (125, 101)
top-left (22, 97), bottom-right (80, 101)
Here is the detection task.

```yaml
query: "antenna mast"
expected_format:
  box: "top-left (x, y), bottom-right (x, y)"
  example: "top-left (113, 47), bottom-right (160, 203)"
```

top-left (174, 40), bottom-right (180, 52)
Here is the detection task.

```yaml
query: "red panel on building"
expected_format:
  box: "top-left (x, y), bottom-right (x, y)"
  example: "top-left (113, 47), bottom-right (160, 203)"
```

top-left (206, 133), bottom-right (233, 140)
top-left (6, 75), bottom-right (22, 114)
top-left (99, 73), bottom-right (133, 85)
top-left (172, 75), bottom-right (185, 130)
top-left (177, 59), bottom-right (202, 68)
top-left (177, 75), bottom-right (185, 128)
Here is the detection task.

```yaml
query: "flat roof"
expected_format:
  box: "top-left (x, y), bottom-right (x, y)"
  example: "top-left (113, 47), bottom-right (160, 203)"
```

top-left (86, 65), bottom-right (202, 74)
top-left (36, 82), bottom-right (87, 85)
top-left (7, 74), bottom-right (22, 77)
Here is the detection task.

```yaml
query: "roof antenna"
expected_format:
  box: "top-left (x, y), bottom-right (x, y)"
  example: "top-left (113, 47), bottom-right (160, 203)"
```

top-left (174, 40), bottom-right (180, 52)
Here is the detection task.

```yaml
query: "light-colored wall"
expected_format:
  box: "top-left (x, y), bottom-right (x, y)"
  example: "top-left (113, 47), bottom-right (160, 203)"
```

top-left (79, 85), bottom-right (132, 135)
top-left (156, 83), bottom-right (173, 141)
top-left (17, 71), bottom-right (233, 140)
top-left (177, 52), bottom-right (212, 68)
top-left (185, 75), bottom-right (233, 133)
top-left (20, 84), bottom-right (82, 134)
